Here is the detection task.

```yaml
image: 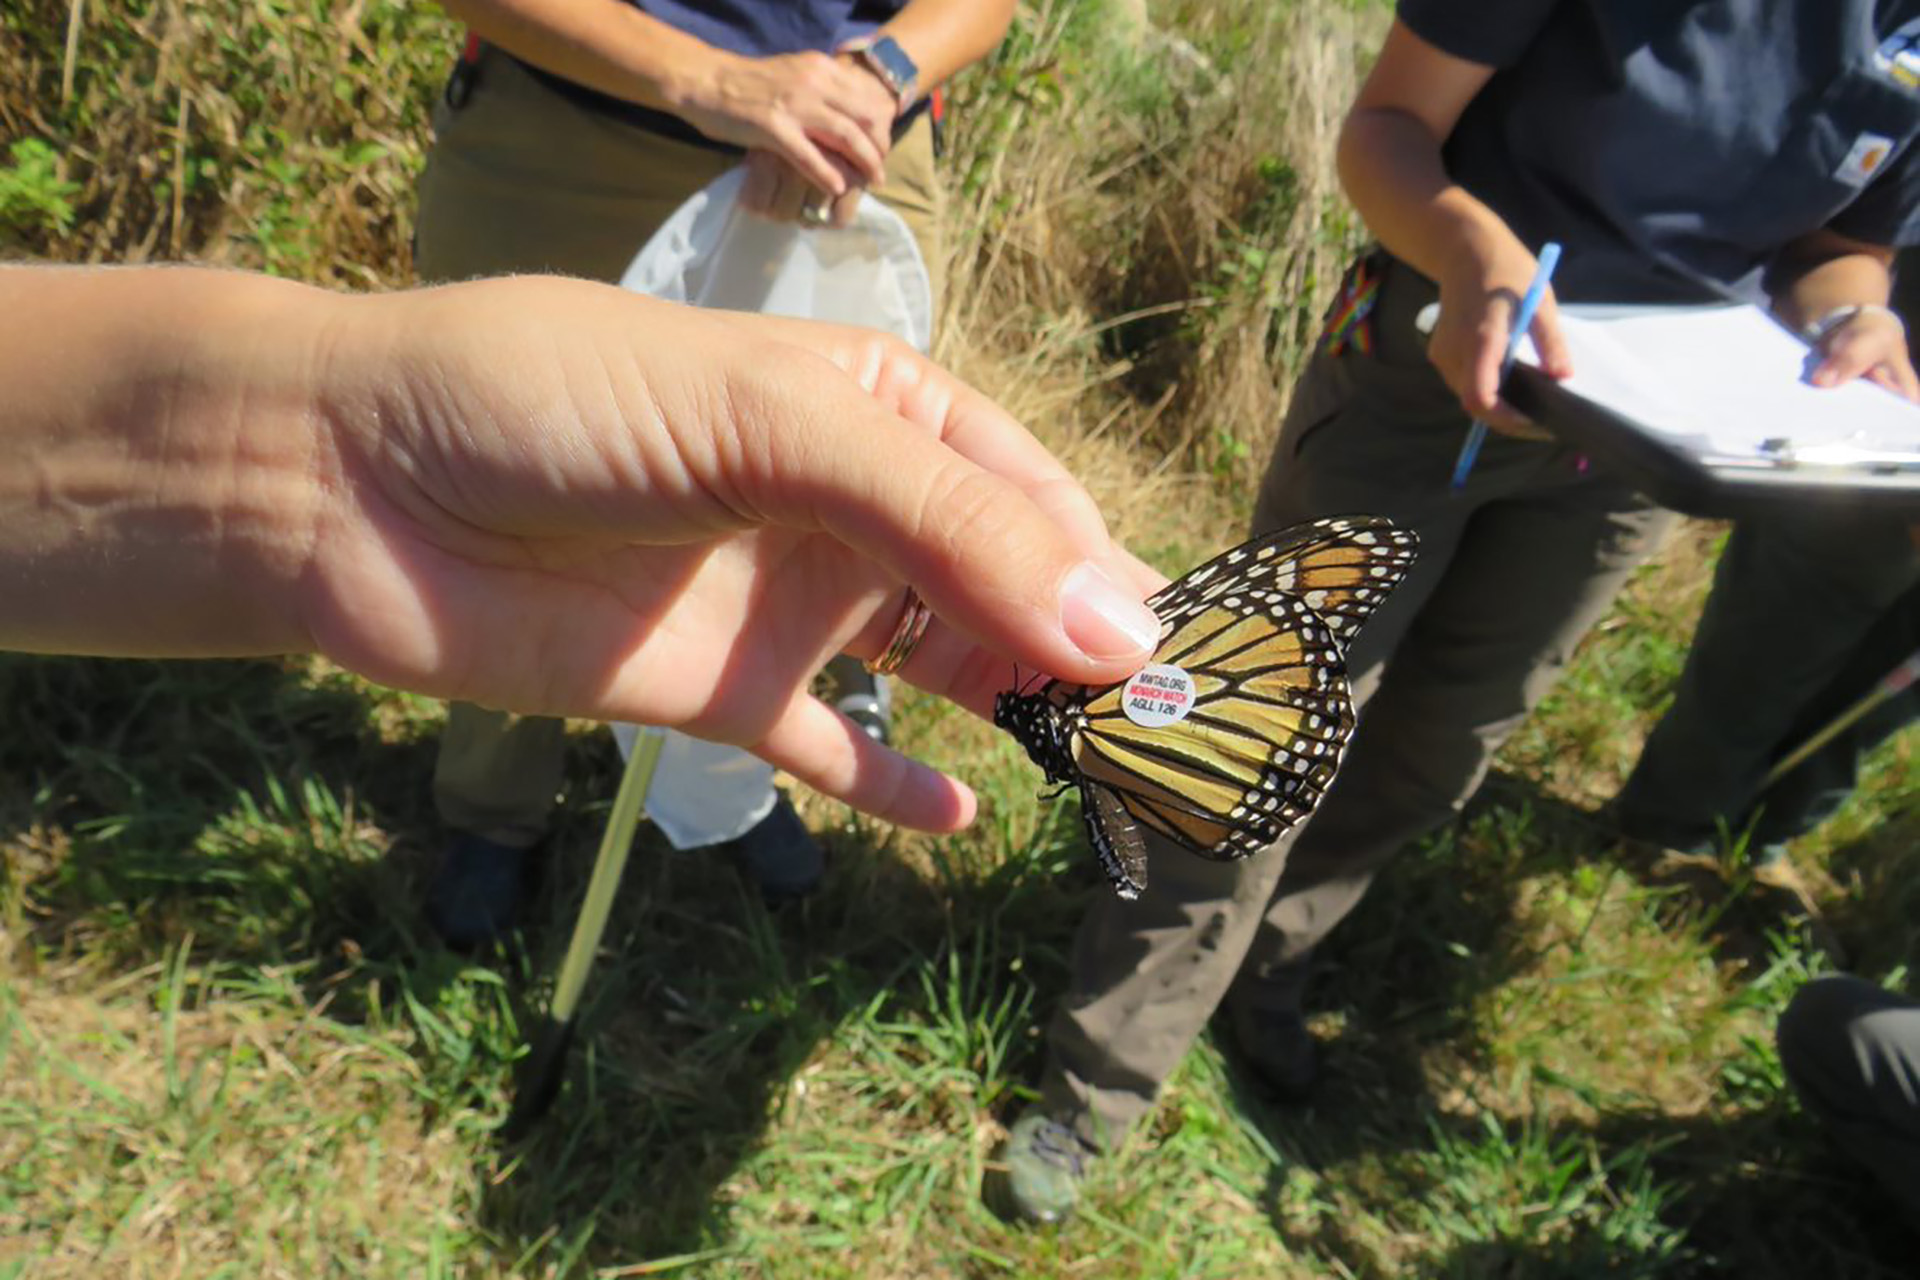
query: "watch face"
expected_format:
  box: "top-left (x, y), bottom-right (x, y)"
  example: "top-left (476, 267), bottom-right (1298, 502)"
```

top-left (864, 36), bottom-right (918, 96)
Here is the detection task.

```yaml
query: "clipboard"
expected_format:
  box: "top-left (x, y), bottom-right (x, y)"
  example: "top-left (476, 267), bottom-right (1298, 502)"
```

top-left (1506, 364), bottom-right (1920, 518)
top-left (1496, 304), bottom-right (1920, 519)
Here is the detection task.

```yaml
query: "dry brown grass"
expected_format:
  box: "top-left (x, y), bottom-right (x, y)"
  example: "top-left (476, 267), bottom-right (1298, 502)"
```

top-left (1, 0), bottom-right (449, 284)
top-left (1, 953), bottom-right (469, 1279)
top-left (941, 0), bottom-right (1383, 494)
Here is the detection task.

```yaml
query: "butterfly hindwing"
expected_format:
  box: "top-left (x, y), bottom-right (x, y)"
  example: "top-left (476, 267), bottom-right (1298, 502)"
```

top-left (1074, 595), bottom-right (1353, 861)
top-left (1081, 781), bottom-right (1149, 899)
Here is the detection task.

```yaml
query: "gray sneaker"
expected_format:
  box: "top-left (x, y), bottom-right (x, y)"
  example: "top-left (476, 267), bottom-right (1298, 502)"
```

top-left (991, 1111), bottom-right (1098, 1224)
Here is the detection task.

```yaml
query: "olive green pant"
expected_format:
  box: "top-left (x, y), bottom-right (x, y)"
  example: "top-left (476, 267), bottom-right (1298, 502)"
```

top-left (418, 47), bottom-right (943, 845)
top-left (1040, 258), bottom-right (1680, 1146)
top-left (1613, 253), bottom-right (1920, 858)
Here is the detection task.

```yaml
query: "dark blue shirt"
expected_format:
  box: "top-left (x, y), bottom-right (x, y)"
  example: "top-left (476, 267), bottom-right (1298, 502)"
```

top-left (629, 0), bottom-right (903, 58)
top-left (517, 0), bottom-right (911, 150)
top-left (1398, 0), bottom-right (1920, 303)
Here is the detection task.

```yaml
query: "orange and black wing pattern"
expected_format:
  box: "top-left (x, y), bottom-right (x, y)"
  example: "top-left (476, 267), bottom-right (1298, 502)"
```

top-left (993, 515), bottom-right (1419, 899)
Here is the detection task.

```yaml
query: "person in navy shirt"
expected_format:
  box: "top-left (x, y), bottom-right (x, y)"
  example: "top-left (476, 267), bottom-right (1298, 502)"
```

top-left (996, 0), bottom-right (1920, 1225)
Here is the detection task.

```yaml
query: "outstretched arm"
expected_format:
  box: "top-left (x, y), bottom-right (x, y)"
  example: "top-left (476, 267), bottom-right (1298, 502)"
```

top-left (0, 265), bottom-right (1163, 828)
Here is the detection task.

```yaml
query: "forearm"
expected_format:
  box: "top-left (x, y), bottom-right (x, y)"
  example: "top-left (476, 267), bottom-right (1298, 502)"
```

top-left (439, 0), bottom-right (725, 113)
top-left (0, 267), bottom-right (333, 658)
top-left (1337, 107), bottom-right (1522, 284)
top-left (1767, 229), bottom-right (1897, 330)
top-left (878, 0), bottom-right (1016, 96)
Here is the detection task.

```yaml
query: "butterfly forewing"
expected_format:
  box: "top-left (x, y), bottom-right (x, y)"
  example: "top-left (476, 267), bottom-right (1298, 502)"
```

top-left (1149, 514), bottom-right (1419, 653)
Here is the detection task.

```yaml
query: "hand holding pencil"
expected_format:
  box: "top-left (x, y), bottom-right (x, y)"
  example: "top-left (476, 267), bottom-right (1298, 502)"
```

top-left (1423, 232), bottom-right (1573, 449)
top-left (1452, 242), bottom-right (1563, 488)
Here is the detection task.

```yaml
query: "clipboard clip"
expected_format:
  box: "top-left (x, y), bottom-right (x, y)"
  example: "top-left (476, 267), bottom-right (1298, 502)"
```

top-left (1756, 436), bottom-right (1920, 473)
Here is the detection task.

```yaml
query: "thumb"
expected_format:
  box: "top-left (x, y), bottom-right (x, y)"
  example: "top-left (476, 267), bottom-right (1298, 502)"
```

top-left (1809, 320), bottom-right (1895, 391)
top-left (1530, 293), bottom-right (1574, 380)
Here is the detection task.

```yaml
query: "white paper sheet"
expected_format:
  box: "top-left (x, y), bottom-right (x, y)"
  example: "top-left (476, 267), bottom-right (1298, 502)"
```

top-left (1516, 305), bottom-right (1920, 467)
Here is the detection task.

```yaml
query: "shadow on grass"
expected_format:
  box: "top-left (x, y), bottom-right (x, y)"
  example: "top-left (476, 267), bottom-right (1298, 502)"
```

top-left (1218, 773), bottom-right (1563, 1180)
top-left (0, 653), bottom-right (442, 965)
top-left (1231, 770), bottom-right (1915, 1279)
top-left (1280, 1104), bottom-right (1914, 1280)
top-left (0, 653), bottom-right (1104, 1270)
top-left (476, 782), bottom-right (1097, 1267)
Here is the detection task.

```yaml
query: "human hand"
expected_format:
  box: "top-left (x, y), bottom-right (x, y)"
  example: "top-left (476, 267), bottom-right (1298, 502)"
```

top-left (676, 50), bottom-right (896, 198)
top-left (1807, 306), bottom-right (1919, 402)
top-left (738, 148), bottom-right (867, 228)
top-left (305, 277), bottom-right (1161, 831)
top-left (1427, 230), bottom-right (1572, 438)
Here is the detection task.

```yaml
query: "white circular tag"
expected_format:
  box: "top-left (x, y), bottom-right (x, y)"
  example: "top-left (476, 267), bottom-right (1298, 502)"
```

top-left (1121, 663), bottom-right (1197, 729)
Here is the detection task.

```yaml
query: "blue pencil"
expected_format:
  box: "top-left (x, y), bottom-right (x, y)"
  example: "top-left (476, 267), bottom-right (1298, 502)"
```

top-left (1451, 241), bottom-right (1563, 491)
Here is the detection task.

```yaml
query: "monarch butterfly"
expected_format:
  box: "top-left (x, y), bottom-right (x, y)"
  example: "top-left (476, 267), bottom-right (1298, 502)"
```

top-left (993, 515), bottom-right (1419, 899)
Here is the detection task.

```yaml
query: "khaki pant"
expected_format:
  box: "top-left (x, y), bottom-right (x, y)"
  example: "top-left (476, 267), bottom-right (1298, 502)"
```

top-left (1040, 255), bottom-right (1680, 1145)
top-left (420, 48), bottom-right (944, 844)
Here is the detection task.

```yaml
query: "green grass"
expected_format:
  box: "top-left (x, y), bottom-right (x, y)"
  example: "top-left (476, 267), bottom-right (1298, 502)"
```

top-left (5, 549), bottom-right (1917, 1278)
top-left (6, 0), bottom-right (1920, 1275)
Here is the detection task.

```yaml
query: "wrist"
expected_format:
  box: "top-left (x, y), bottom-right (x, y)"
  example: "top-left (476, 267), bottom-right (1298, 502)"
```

top-left (1803, 302), bottom-right (1905, 346)
top-left (840, 32), bottom-right (918, 109)
top-left (0, 268), bottom-right (330, 656)
top-left (1421, 197), bottom-right (1526, 292)
top-left (660, 44), bottom-right (735, 116)
top-left (178, 273), bottom-right (339, 653)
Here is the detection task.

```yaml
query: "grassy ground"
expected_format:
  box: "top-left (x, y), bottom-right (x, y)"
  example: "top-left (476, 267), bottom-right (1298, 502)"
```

top-left (4, 2), bottom-right (1919, 1277)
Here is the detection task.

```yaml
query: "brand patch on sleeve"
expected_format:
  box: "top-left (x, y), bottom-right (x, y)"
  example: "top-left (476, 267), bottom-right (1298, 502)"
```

top-left (1872, 19), bottom-right (1920, 93)
top-left (1834, 132), bottom-right (1896, 187)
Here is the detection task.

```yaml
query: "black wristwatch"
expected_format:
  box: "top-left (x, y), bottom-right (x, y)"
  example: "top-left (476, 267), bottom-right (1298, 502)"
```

top-left (852, 34), bottom-right (919, 107)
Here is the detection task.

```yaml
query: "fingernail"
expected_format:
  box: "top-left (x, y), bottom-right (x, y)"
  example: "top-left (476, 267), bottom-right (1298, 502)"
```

top-left (1060, 562), bottom-right (1161, 661)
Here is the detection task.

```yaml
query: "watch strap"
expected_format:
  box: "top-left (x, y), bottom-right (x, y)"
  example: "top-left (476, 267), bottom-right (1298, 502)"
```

top-left (850, 34), bottom-right (918, 106)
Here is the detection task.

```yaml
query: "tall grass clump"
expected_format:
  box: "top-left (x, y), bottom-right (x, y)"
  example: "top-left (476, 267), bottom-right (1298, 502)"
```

top-left (1, 0), bottom-right (451, 282)
top-left (942, 0), bottom-right (1384, 495)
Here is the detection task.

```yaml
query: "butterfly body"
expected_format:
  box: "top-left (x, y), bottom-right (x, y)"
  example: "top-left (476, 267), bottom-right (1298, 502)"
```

top-left (994, 515), bottom-right (1418, 899)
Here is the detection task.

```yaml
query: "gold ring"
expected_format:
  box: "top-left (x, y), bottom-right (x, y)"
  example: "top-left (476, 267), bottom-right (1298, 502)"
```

top-left (865, 588), bottom-right (931, 675)
top-left (799, 202), bottom-right (830, 227)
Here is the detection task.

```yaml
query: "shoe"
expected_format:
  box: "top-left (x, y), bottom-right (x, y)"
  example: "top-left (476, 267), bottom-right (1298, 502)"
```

top-left (427, 831), bottom-right (533, 948)
top-left (837, 689), bottom-right (891, 744)
top-left (833, 667), bottom-right (892, 745)
top-left (991, 1111), bottom-right (1098, 1224)
top-left (1225, 999), bottom-right (1321, 1103)
top-left (727, 795), bottom-right (826, 903)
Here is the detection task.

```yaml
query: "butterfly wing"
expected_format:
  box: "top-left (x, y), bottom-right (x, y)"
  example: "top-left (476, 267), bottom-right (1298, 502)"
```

top-left (1080, 780), bottom-right (1150, 899)
top-left (1072, 593), bottom-right (1354, 863)
top-left (999, 515), bottom-right (1417, 884)
top-left (1149, 514), bottom-right (1419, 654)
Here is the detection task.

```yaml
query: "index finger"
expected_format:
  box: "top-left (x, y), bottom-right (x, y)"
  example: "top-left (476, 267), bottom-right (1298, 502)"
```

top-left (1528, 291), bottom-right (1574, 380)
top-left (727, 317), bottom-right (1125, 559)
